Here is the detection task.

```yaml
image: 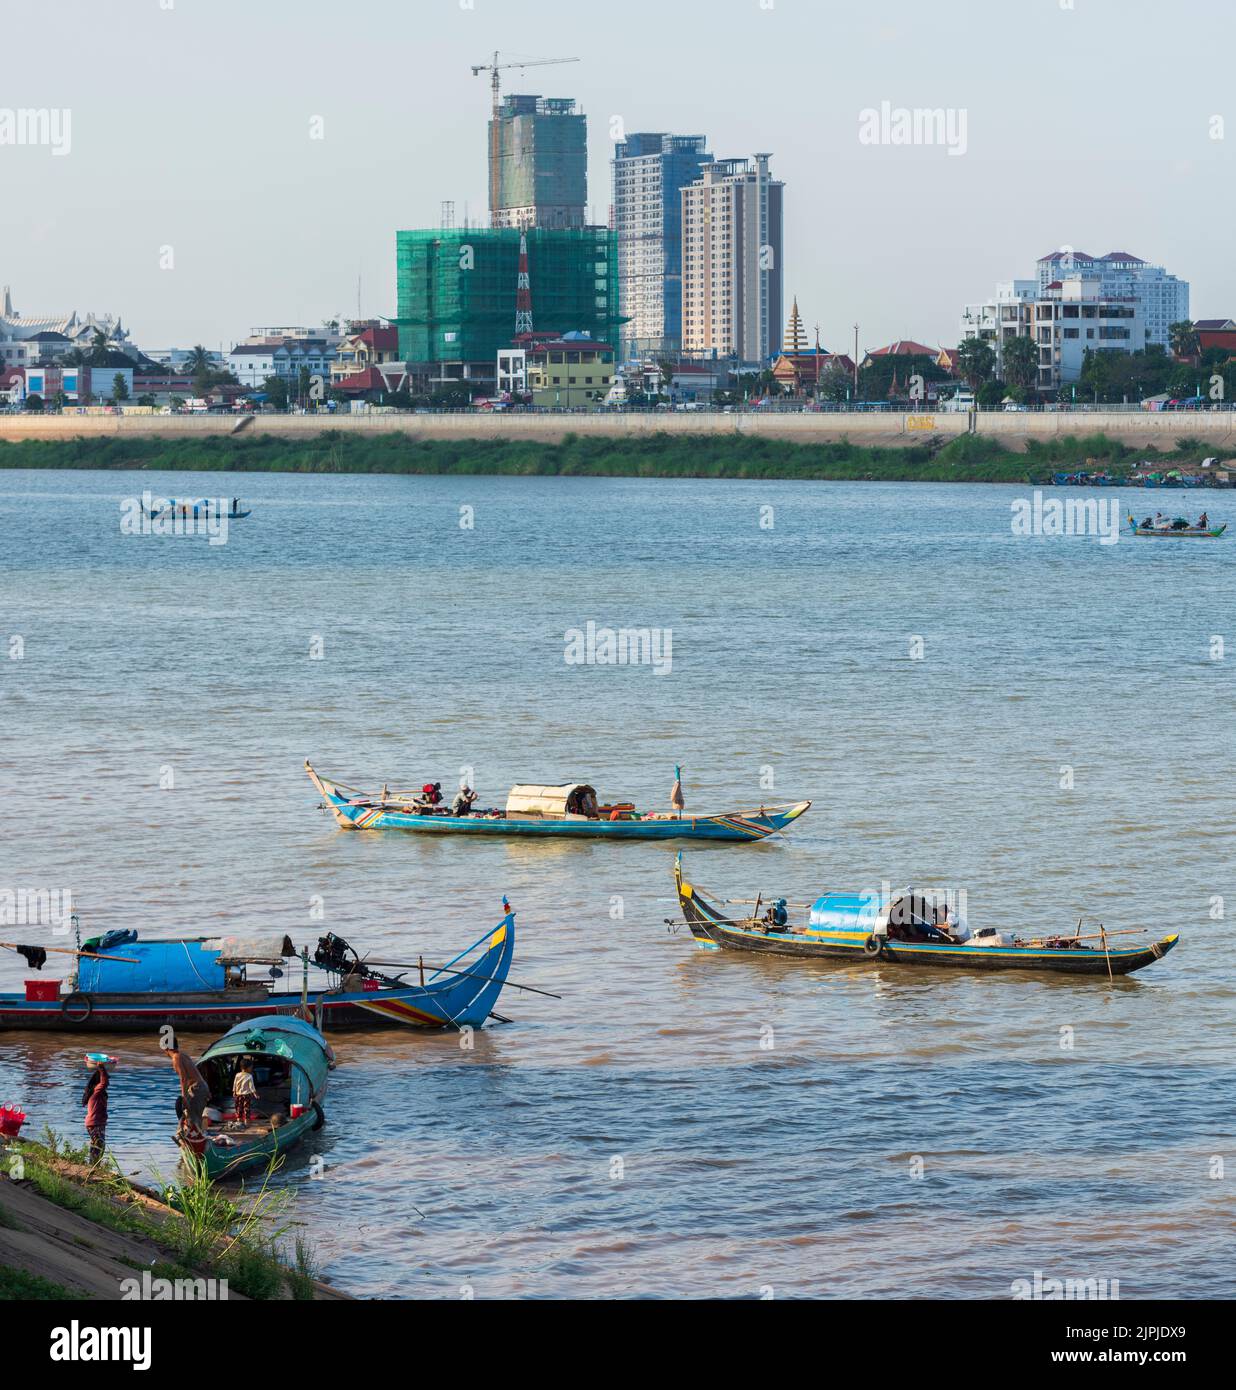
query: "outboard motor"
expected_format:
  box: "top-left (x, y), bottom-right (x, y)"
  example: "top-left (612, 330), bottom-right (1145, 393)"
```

top-left (312, 932), bottom-right (362, 977)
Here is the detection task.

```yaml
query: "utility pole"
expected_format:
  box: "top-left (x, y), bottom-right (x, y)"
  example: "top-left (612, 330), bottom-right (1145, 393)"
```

top-left (853, 323), bottom-right (860, 395)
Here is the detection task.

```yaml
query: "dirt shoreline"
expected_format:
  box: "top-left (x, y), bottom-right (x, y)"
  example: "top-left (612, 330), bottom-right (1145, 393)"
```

top-left (0, 1147), bottom-right (351, 1301)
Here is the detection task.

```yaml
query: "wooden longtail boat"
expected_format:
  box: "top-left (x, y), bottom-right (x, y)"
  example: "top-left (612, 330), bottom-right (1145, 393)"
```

top-left (673, 857), bottom-right (1178, 977)
top-left (305, 762), bottom-right (810, 844)
top-left (1126, 514), bottom-right (1227, 538)
top-left (140, 501), bottom-right (251, 519)
top-left (176, 1016), bottom-right (332, 1179)
top-left (0, 909), bottom-right (516, 1032)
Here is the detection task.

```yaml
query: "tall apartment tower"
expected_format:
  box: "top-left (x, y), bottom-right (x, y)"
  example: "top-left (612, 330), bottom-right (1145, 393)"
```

top-left (489, 94), bottom-right (587, 230)
top-left (681, 154), bottom-right (783, 364)
top-left (612, 133), bottom-right (713, 360)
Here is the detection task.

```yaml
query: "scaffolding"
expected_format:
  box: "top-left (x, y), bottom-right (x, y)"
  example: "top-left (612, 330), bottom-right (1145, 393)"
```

top-left (394, 226), bottom-right (621, 365)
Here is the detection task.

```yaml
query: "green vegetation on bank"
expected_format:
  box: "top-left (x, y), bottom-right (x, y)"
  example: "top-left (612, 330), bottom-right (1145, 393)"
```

top-left (5, 1132), bottom-right (325, 1301)
top-left (0, 429), bottom-right (1219, 482)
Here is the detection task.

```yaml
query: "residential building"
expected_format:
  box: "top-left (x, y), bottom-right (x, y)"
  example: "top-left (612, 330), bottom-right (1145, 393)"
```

top-left (681, 155), bottom-right (783, 366)
top-left (1030, 277), bottom-right (1143, 390)
top-left (612, 133), bottom-right (713, 360)
top-left (227, 337), bottom-right (337, 387)
top-left (963, 270), bottom-right (1149, 389)
top-left (330, 324), bottom-right (399, 384)
top-left (489, 94), bottom-right (587, 230)
top-left (1194, 318), bottom-right (1236, 357)
top-left (523, 331), bottom-right (614, 409)
top-left (1035, 250), bottom-right (1187, 350)
top-left (393, 226), bottom-right (619, 394)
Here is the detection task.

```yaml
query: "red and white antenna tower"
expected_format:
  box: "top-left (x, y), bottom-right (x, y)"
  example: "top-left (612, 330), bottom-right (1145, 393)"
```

top-left (515, 232), bottom-right (534, 338)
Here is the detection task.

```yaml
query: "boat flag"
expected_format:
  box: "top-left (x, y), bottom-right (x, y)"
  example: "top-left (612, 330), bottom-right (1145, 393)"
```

top-left (670, 765), bottom-right (685, 815)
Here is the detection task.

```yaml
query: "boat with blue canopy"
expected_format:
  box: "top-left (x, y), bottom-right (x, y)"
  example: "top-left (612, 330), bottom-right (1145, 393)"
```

top-left (176, 1015), bottom-right (332, 1179)
top-left (0, 906), bottom-right (516, 1032)
top-left (672, 857), bottom-right (1178, 976)
top-left (306, 761), bottom-right (810, 844)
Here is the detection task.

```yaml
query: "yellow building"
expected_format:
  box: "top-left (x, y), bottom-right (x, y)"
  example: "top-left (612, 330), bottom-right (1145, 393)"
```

top-left (525, 332), bottom-right (614, 409)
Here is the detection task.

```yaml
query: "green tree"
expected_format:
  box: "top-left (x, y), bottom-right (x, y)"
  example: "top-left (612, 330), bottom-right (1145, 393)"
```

top-left (112, 373), bottom-right (130, 402)
top-left (88, 329), bottom-right (110, 365)
top-left (1001, 335), bottom-right (1038, 391)
top-left (24, 393), bottom-right (44, 412)
top-left (262, 375), bottom-right (289, 410)
top-left (184, 345), bottom-right (212, 376)
top-left (1169, 321), bottom-right (1200, 362)
top-left (956, 336), bottom-right (996, 389)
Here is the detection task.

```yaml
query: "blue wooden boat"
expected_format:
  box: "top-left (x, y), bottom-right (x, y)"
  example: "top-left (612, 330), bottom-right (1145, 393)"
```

top-left (140, 499), bottom-right (251, 519)
top-left (1126, 513), bottom-right (1226, 538)
top-left (305, 762), bottom-right (810, 844)
top-left (673, 857), bottom-right (1178, 976)
top-left (176, 1015), bottom-right (333, 1179)
top-left (0, 908), bottom-right (516, 1032)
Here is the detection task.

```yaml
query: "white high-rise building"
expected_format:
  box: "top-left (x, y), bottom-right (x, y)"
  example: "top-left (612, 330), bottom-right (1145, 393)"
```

top-left (612, 133), bottom-right (712, 361)
top-left (1035, 250), bottom-right (1187, 350)
top-left (681, 155), bottom-right (783, 365)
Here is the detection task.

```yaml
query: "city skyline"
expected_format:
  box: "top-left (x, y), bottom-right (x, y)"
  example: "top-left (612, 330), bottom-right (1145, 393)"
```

top-left (3, 0), bottom-right (1233, 353)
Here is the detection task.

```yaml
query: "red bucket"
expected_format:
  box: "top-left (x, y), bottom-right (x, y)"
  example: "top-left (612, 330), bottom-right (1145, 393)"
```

top-left (0, 1105), bottom-right (27, 1137)
top-left (24, 979), bottom-right (60, 1003)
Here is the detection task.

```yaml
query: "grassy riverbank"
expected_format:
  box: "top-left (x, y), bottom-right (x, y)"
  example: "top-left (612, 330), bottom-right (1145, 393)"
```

top-left (0, 1134), bottom-right (345, 1301)
top-left (0, 429), bottom-right (1211, 482)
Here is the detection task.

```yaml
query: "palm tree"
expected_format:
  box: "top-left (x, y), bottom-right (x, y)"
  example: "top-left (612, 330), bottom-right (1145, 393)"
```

top-left (1002, 334), bottom-right (1039, 391)
top-left (1169, 321), bottom-right (1199, 362)
top-left (956, 336), bottom-right (996, 390)
top-left (88, 329), bottom-right (110, 365)
top-left (184, 344), bottom-right (211, 376)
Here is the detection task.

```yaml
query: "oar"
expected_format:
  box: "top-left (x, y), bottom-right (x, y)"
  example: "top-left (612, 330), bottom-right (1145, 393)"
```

top-left (0, 942), bottom-right (139, 964)
top-left (360, 959), bottom-right (561, 1000)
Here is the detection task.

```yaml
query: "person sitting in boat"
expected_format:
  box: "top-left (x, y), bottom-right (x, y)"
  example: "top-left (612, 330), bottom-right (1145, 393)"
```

top-left (451, 785), bottom-right (478, 817)
top-left (418, 781), bottom-right (444, 811)
top-left (1140, 516), bottom-right (1154, 530)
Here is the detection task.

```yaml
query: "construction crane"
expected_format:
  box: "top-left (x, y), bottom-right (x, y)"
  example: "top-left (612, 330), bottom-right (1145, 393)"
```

top-left (472, 52), bottom-right (580, 223)
top-left (470, 51), bottom-right (579, 116)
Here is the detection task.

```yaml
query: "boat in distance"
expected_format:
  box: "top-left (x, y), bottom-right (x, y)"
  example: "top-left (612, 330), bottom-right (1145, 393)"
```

top-left (0, 910), bottom-right (515, 1032)
top-left (1126, 513), bottom-right (1227, 538)
top-left (673, 857), bottom-right (1178, 977)
top-left (306, 762), bottom-right (811, 843)
top-left (176, 1015), bottom-right (332, 1180)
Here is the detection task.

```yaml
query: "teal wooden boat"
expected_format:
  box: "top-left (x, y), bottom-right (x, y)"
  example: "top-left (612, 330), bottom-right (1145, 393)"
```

top-left (175, 1015), bottom-right (334, 1179)
top-left (673, 857), bottom-right (1179, 977)
top-left (306, 762), bottom-right (810, 844)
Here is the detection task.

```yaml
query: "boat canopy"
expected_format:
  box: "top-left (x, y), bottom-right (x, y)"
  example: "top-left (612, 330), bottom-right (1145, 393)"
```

top-left (199, 1016), bottom-right (333, 1103)
top-left (809, 889), bottom-right (948, 934)
top-left (77, 939), bottom-right (226, 995)
top-left (208, 936), bottom-right (294, 965)
top-left (506, 783), bottom-right (598, 818)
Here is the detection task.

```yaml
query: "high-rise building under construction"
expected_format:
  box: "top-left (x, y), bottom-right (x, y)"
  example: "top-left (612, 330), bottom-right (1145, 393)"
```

top-left (489, 94), bottom-right (587, 230)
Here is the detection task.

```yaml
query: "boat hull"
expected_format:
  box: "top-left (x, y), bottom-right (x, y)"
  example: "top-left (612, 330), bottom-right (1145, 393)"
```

top-left (306, 766), bottom-right (809, 843)
top-left (677, 877), bottom-right (1177, 977)
top-left (178, 1108), bottom-right (318, 1179)
top-left (0, 914), bottom-right (515, 1034)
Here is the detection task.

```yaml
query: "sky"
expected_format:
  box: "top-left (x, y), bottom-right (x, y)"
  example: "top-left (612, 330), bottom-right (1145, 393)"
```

top-left (2, 0), bottom-right (1232, 356)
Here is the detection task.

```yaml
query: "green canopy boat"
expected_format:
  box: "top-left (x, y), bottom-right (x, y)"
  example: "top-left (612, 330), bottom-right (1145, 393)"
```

top-left (175, 1015), bottom-right (334, 1180)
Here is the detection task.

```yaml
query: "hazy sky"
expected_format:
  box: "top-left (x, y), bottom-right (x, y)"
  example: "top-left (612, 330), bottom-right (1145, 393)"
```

top-left (3, 0), bottom-right (1232, 355)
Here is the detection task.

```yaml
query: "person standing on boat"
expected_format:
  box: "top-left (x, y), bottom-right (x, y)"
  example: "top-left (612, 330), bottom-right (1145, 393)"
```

top-left (82, 1058), bottom-right (110, 1166)
top-left (1199, 511), bottom-right (1209, 530)
top-left (232, 1058), bottom-right (258, 1125)
top-left (164, 1033), bottom-right (211, 1135)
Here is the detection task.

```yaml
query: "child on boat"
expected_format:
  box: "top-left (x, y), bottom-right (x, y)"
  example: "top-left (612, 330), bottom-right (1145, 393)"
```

top-left (232, 1058), bottom-right (258, 1125)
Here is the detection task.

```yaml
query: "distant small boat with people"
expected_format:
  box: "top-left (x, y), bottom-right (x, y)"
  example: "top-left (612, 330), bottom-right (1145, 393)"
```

top-left (305, 761), bottom-right (811, 843)
top-left (140, 497), bottom-right (251, 520)
top-left (1127, 511), bottom-right (1227, 538)
top-left (671, 857), bottom-right (1178, 977)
